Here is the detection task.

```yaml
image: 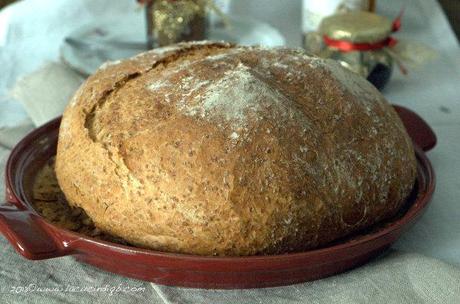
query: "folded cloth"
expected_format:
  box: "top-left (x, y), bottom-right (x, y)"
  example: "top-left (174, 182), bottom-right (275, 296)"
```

top-left (0, 119), bottom-right (33, 149)
top-left (9, 61), bottom-right (84, 126)
top-left (152, 250), bottom-right (460, 304)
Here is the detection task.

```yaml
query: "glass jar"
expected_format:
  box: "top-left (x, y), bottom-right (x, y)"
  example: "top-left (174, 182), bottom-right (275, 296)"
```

top-left (302, 0), bottom-right (371, 51)
top-left (143, 0), bottom-right (209, 48)
top-left (318, 11), bottom-right (396, 90)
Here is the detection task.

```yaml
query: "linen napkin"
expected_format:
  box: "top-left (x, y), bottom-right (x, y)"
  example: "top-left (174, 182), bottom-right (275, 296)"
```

top-left (1, 59), bottom-right (460, 304)
top-left (10, 61), bottom-right (85, 126)
top-left (152, 250), bottom-right (460, 304)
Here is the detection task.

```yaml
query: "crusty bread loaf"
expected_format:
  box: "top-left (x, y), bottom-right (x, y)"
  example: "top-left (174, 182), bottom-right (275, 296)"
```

top-left (55, 41), bottom-right (417, 256)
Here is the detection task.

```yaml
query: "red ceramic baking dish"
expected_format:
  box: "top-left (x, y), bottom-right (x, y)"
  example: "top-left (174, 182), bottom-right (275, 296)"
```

top-left (0, 105), bottom-right (436, 289)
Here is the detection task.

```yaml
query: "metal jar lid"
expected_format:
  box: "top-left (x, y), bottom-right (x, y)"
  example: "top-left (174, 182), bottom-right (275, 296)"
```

top-left (319, 11), bottom-right (393, 43)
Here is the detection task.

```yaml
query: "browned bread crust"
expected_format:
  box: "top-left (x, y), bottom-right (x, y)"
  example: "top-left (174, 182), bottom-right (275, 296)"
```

top-left (55, 41), bottom-right (416, 256)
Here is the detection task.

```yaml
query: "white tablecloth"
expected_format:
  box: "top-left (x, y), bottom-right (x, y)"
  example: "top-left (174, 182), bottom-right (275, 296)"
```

top-left (0, 0), bottom-right (459, 303)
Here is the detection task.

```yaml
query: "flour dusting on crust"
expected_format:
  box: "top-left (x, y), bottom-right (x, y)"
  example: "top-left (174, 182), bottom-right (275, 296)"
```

top-left (177, 62), bottom-right (290, 130)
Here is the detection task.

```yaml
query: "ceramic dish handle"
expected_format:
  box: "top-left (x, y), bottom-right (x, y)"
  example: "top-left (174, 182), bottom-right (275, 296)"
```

top-left (393, 105), bottom-right (437, 152)
top-left (0, 202), bottom-right (65, 260)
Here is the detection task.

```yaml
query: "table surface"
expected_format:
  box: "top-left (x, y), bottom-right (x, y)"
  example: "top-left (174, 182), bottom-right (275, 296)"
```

top-left (0, 0), bottom-right (459, 303)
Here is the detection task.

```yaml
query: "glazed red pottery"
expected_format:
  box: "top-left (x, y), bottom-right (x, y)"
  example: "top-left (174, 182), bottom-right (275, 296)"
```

top-left (0, 105), bottom-right (436, 289)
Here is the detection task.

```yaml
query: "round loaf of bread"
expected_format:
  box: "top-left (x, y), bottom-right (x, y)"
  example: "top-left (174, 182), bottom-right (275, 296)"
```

top-left (55, 41), bottom-right (417, 256)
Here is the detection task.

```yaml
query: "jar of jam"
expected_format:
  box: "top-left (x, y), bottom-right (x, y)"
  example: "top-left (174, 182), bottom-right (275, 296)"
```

top-left (302, 0), bottom-right (373, 54)
top-left (318, 11), bottom-right (397, 90)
